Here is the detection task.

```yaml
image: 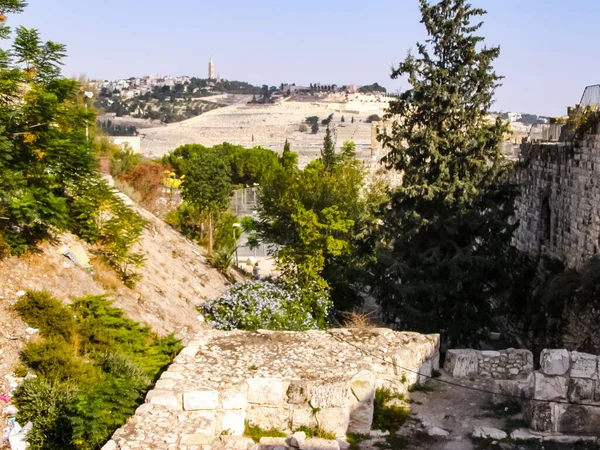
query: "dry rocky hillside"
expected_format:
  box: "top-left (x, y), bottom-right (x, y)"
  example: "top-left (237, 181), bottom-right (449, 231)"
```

top-left (0, 197), bottom-right (231, 442)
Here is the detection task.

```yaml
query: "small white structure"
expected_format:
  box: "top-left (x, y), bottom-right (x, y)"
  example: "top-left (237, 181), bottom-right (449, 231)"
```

top-left (109, 136), bottom-right (141, 154)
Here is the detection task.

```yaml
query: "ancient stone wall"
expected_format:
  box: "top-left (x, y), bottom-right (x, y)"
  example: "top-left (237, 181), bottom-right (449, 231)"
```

top-left (524, 349), bottom-right (600, 435)
top-left (513, 128), bottom-right (600, 268)
top-left (444, 349), bottom-right (533, 380)
top-left (102, 328), bottom-right (439, 450)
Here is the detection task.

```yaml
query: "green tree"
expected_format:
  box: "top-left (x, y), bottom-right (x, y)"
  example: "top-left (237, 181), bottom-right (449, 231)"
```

top-left (341, 115), bottom-right (345, 123)
top-left (373, 0), bottom-right (516, 346)
top-left (321, 126), bottom-right (335, 171)
top-left (280, 139), bottom-right (297, 169)
top-left (341, 141), bottom-right (356, 159)
top-left (181, 149), bottom-right (232, 254)
top-left (311, 122), bottom-right (319, 134)
top-left (0, 2), bottom-right (97, 254)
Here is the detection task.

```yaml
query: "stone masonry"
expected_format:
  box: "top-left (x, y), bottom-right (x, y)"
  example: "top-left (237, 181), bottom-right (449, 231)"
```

top-left (524, 349), bottom-right (600, 435)
top-left (444, 348), bottom-right (533, 380)
top-left (513, 124), bottom-right (600, 268)
top-left (102, 328), bottom-right (439, 450)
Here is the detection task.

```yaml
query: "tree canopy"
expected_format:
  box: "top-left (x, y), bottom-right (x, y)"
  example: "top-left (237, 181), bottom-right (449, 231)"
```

top-left (373, 0), bottom-right (516, 346)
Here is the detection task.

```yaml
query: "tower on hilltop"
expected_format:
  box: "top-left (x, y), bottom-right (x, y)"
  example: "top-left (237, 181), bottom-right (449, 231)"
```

top-left (208, 57), bottom-right (215, 80)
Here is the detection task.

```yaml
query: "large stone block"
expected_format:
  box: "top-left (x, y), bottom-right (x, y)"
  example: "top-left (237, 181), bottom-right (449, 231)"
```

top-left (259, 437), bottom-right (290, 450)
top-left (221, 410), bottom-right (245, 436)
top-left (291, 406), bottom-right (318, 429)
top-left (183, 390), bottom-right (219, 410)
top-left (316, 407), bottom-right (350, 436)
top-left (309, 383), bottom-right (349, 409)
top-left (531, 372), bottom-right (568, 401)
top-left (300, 438), bottom-right (341, 450)
top-left (350, 371), bottom-right (375, 403)
top-left (568, 378), bottom-right (594, 403)
top-left (570, 351), bottom-right (598, 378)
top-left (246, 406), bottom-right (290, 431)
top-left (558, 405), bottom-right (600, 434)
top-left (146, 390), bottom-right (182, 409)
top-left (525, 400), bottom-right (554, 433)
top-left (180, 434), bottom-right (213, 446)
top-left (540, 349), bottom-right (570, 376)
top-left (221, 389), bottom-right (247, 410)
top-left (188, 411), bottom-right (216, 436)
top-left (248, 378), bottom-right (283, 405)
top-left (347, 396), bottom-right (373, 434)
top-left (286, 380), bottom-right (311, 405)
top-left (444, 349), bottom-right (478, 378)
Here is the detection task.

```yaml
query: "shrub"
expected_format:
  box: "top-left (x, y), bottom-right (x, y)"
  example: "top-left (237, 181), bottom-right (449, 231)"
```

top-left (365, 114), bottom-right (381, 123)
top-left (200, 280), bottom-right (331, 331)
top-left (299, 123), bottom-right (308, 133)
top-left (122, 162), bottom-right (165, 209)
top-left (15, 290), bottom-right (74, 340)
top-left (109, 144), bottom-right (141, 179)
top-left (372, 388), bottom-right (410, 432)
top-left (13, 291), bottom-right (183, 449)
top-left (14, 377), bottom-right (77, 450)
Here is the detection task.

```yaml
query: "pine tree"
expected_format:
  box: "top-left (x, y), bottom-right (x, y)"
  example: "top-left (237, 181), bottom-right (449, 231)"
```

top-left (321, 126), bottom-right (335, 171)
top-left (374, 0), bottom-right (516, 346)
top-left (341, 115), bottom-right (345, 123)
top-left (351, 116), bottom-right (354, 124)
top-left (280, 138), bottom-right (297, 169)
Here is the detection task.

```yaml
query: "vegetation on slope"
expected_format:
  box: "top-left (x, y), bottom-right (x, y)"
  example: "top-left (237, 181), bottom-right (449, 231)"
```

top-left (13, 290), bottom-right (182, 450)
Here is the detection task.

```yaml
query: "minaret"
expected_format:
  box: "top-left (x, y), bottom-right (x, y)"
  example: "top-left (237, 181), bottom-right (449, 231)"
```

top-left (208, 57), bottom-right (215, 80)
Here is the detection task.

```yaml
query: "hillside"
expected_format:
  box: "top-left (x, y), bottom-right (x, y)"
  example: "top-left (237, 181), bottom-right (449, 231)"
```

top-left (0, 196), bottom-right (231, 443)
top-left (138, 93), bottom-right (392, 166)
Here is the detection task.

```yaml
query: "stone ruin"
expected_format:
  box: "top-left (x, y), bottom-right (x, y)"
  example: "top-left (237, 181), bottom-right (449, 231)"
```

top-left (445, 348), bottom-right (600, 438)
top-left (102, 328), bottom-right (439, 450)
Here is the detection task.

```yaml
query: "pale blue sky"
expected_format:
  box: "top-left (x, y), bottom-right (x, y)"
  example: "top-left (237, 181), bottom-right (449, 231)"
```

top-left (13, 0), bottom-right (600, 116)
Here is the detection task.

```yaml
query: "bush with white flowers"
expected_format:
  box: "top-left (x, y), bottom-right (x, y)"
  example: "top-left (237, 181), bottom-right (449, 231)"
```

top-left (200, 280), bottom-right (331, 331)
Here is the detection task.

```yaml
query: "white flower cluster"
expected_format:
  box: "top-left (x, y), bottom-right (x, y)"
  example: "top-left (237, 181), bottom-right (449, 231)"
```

top-left (200, 280), bottom-right (331, 331)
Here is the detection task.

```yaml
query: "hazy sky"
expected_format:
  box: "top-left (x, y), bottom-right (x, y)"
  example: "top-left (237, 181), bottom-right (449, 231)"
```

top-left (13, 0), bottom-right (600, 116)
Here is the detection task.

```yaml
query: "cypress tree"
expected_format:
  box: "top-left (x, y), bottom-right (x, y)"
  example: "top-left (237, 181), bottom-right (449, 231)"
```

top-left (321, 126), bottom-right (335, 171)
top-left (374, 0), bottom-right (516, 346)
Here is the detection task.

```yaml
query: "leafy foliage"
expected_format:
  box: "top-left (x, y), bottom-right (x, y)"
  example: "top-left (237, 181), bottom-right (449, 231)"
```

top-left (13, 290), bottom-right (182, 450)
top-left (258, 133), bottom-right (385, 309)
top-left (200, 280), bottom-right (331, 331)
top-left (0, 6), bottom-right (97, 255)
top-left (373, 0), bottom-right (517, 346)
top-left (69, 176), bottom-right (146, 287)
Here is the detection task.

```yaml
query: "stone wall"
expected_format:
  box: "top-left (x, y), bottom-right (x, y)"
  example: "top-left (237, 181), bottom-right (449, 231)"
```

top-left (513, 127), bottom-right (600, 268)
top-left (524, 349), bottom-right (600, 435)
top-left (102, 328), bottom-right (439, 450)
top-left (444, 348), bottom-right (533, 380)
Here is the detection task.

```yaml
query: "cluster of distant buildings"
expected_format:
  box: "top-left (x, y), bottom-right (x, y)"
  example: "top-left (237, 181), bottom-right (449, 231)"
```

top-left (94, 58), bottom-right (222, 100)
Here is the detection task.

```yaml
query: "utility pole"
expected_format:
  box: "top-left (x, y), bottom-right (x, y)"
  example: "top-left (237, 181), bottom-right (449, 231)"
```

top-left (84, 91), bottom-right (94, 143)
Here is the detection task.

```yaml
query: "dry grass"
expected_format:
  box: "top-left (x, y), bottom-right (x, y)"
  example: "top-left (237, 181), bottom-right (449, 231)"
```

top-left (90, 256), bottom-right (125, 292)
top-left (342, 310), bottom-right (378, 329)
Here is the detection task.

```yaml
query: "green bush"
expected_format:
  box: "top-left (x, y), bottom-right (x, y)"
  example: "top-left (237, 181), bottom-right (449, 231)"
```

top-left (200, 280), bottom-right (331, 331)
top-left (372, 388), bottom-right (410, 432)
top-left (13, 291), bottom-right (183, 450)
top-left (15, 290), bottom-right (74, 340)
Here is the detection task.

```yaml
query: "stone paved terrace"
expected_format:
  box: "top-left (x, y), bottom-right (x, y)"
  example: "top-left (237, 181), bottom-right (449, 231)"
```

top-left (102, 328), bottom-right (439, 450)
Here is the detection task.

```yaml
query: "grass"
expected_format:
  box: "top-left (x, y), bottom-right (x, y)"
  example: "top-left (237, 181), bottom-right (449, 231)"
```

top-left (373, 434), bottom-right (409, 449)
top-left (342, 310), bottom-right (378, 329)
top-left (244, 421), bottom-right (286, 443)
top-left (347, 433), bottom-right (369, 450)
top-left (372, 388), bottom-right (410, 433)
top-left (294, 425), bottom-right (336, 440)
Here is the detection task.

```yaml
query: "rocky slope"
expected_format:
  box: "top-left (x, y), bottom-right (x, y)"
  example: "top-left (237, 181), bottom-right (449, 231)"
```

top-left (0, 198), bottom-right (231, 444)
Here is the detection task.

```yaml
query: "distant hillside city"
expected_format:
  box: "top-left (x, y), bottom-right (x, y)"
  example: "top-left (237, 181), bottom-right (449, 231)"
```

top-left (93, 58), bottom-right (390, 128)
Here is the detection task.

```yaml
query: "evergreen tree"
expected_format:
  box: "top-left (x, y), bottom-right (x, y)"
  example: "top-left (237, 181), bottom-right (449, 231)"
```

top-left (341, 115), bottom-right (345, 123)
top-left (351, 116), bottom-right (354, 124)
top-left (280, 138), bottom-right (297, 169)
top-left (374, 0), bottom-right (516, 346)
top-left (321, 126), bottom-right (336, 171)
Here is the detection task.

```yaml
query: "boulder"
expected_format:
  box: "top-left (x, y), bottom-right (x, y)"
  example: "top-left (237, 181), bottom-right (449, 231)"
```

top-left (568, 378), bottom-right (594, 403)
top-left (289, 431), bottom-right (306, 448)
top-left (259, 437), bottom-right (290, 450)
top-left (540, 349), bottom-right (570, 376)
top-left (427, 426), bottom-right (450, 437)
top-left (472, 426), bottom-right (507, 440)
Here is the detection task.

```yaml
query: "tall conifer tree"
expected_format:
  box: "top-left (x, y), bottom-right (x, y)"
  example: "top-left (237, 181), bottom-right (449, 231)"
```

top-left (321, 126), bottom-right (335, 171)
top-left (374, 0), bottom-right (516, 346)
